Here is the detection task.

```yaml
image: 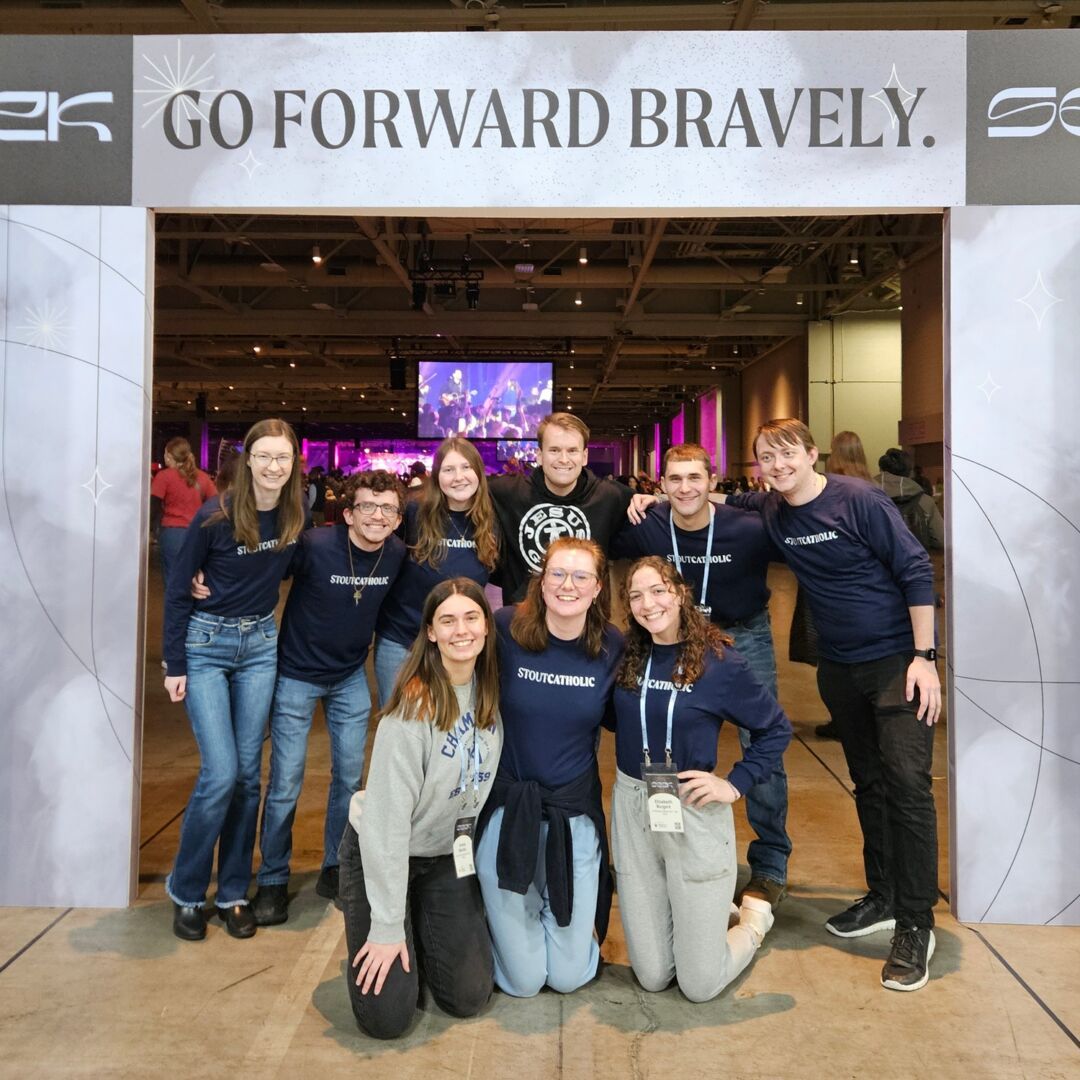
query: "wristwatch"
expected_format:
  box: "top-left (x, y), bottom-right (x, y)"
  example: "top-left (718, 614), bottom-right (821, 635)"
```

top-left (913, 648), bottom-right (938, 661)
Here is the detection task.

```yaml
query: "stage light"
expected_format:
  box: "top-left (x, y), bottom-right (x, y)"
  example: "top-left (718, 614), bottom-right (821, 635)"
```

top-left (796, 292), bottom-right (805, 306)
top-left (311, 244), bottom-right (322, 265)
top-left (578, 246), bottom-right (588, 265)
top-left (574, 291), bottom-right (583, 306)
top-left (733, 344), bottom-right (740, 356)
top-left (253, 344), bottom-right (262, 354)
top-left (849, 245), bottom-right (859, 265)
top-left (289, 361), bottom-right (296, 368)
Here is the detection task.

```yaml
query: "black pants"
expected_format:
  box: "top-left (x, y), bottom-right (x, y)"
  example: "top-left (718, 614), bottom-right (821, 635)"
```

top-left (338, 824), bottom-right (494, 1039)
top-left (817, 653), bottom-right (938, 929)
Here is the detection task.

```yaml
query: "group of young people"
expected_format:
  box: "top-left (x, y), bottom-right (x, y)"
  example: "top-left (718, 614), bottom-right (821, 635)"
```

top-left (158, 407), bottom-right (942, 1039)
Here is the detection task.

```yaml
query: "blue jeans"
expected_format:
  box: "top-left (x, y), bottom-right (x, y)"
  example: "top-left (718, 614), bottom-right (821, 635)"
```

top-left (728, 609), bottom-right (791, 886)
top-left (158, 526), bottom-right (188, 591)
top-left (166, 612), bottom-right (278, 908)
top-left (258, 667), bottom-right (371, 884)
top-left (374, 636), bottom-right (411, 709)
top-left (475, 806), bottom-right (601, 997)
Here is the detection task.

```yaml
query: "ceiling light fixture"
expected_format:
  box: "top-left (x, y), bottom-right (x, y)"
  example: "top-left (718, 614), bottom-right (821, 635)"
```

top-left (849, 245), bottom-right (859, 265)
top-left (578, 246), bottom-right (588, 265)
top-left (574, 291), bottom-right (583, 306)
top-left (796, 292), bottom-right (805, 306)
top-left (289, 361), bottom-right (296, 368)
top-left (253, 344), bottom-right (262, 354)
top-left (311, 244), bottom-right (322, 265)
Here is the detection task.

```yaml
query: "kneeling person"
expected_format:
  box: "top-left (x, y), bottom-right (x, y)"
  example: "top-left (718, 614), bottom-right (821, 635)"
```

top-left (612, 558), bottom-right (791, 1001)
top-left (340, 579), bottom-right (503, 1039)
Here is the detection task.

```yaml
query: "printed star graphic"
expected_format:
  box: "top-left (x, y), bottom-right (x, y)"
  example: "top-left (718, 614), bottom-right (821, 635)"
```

top-left (81, 467), bottom-right (113, 505)
top-left (869, 64), bottom-right (917, 129)
top-left (17, 300), bottom-right (70, 350)
top-left (237, 150), bottom-right (265, 179)
top-left (1015, 271), bottom-right (1062, 330)
top-left (978, 373), bottom-right (1001, 402)
top-left (136, 39), bottom-right (216, 129)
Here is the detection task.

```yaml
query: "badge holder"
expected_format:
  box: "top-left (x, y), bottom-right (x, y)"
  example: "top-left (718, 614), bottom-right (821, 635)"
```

top-left (452, 816), bottom-right (477, 878)
top-left (643, 758), bottom-right (684, 833)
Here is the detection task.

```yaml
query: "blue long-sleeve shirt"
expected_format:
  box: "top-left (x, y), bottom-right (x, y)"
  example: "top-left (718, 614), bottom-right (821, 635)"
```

top-left (163, 500), bottom-right (300, 676)
top-left (494, 605), bottom-right (623, 788)
top-left (610, 503), bottom-right (779, 625)
top-left (376, 501), bottom-right (491, 647)
top-left (610, 642), bottom-right (791, 796)
top-left (277, 526), bottom-right (407, 684)
top-left (728, 474), bottom-right (935, 663)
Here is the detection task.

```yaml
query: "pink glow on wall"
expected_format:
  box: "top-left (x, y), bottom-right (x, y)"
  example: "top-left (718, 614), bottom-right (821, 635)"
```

top-left (671, 406), bottom-right (685, 445)
top-left (652, 423), bottom-right (662, 478)
top-left (699, 391), bottom-right (717, 468)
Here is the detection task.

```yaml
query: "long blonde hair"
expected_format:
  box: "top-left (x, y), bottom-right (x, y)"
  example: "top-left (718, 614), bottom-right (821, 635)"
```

top-left (413, 437), bottom-right (499, 571)
top-left (510, 537), bottom-right (611, 660)
top-left (378, 577), bottom-right (500, 732)
top-left (206, 418), bottom-right (306, 551)
top-left (828, 430), bottom-right (871, 482)
top-left (165, 437), bottom-right (198, 487)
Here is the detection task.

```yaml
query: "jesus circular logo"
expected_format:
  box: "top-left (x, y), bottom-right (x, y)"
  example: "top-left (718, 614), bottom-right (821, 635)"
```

top-left (517, 503), bottom-right (592, 572)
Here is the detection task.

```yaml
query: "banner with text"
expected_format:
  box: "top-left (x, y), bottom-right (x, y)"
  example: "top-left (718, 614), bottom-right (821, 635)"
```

top-left (129, 31), bottom-right (966, 210)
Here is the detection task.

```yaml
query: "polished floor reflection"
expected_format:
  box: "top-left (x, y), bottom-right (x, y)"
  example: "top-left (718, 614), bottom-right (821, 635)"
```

top-left (1, 563), bottom-right (1077, 1078)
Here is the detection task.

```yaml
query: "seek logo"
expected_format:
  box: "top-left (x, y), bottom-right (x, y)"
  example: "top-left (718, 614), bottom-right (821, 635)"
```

top-left (0, 91), bottom-right (115, 143)
top-left (0, 37), bottom-right (131, 204)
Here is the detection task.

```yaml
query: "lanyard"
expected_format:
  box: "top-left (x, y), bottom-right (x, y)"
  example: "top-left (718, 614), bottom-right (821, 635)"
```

top-left (669, 504), bottom-right (715, 608)
top-left (457, 680), bottom-right (481, 811)
top-left (639, 652), bottom-right (680, 767)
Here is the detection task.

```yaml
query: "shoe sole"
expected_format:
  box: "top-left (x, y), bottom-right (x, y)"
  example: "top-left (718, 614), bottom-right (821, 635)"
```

top-left (826, 916), bottom-right (896, 939)
top-left (881, 932), bottom-right (936, 991)
top-left (172, 926), bottom-right (206, 941)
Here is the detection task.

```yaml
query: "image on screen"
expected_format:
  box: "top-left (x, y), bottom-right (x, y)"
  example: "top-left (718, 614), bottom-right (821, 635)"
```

top-left (417, 360), bottom-right (553, 439)
top-left (496, 440), bottom-right (540, 464)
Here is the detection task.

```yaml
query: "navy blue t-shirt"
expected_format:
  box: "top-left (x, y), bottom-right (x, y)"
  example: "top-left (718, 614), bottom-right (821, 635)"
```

top-left (277, 526), bottom-right (407, 684)
top-left (376, 501), bottom-right (492, 647)
top-left (610, 503), bottom-right (779, 625)
top-left (610, 642), bottom-right (791, 795)
top-left (495, 605), bottom-right (624, 788)
top-left (163, 500), bottom-right (301, 676)
top-left (728, 474), bottom-right (935, 663)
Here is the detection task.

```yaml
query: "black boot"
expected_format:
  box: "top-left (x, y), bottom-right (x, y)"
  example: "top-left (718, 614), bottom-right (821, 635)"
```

top-left (172, 903), bottom-right (207, 942)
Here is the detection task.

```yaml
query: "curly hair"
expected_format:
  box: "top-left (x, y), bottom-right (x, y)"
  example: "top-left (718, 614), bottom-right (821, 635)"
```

top-left (340, 469), bottom-right (407, 514)
top-left (616, 556), bottom-right (731, 691)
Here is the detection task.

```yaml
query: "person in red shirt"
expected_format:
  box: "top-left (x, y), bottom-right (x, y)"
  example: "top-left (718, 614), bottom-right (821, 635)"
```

top-left (151, 437), bottom-right (217, 589)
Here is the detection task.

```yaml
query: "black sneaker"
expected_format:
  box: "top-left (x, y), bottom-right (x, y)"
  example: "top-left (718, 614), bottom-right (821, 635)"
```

top-left (251, 884), bottom-right (290, 926)
top-left (825, 893), bottom-right (896, 938)
top-left (219, 903), bottom-right (257, 939)
top-left (881, 927), bottom-right (935, 991)
top-left (315, 865), bottom-right (340, 901)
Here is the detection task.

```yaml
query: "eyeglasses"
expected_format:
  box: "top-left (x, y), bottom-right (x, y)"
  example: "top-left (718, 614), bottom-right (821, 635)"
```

top-left (545, 567), bottom-right (598, 587)
top-left (250, 452), bottom-right (294, 467)
top-left (349, 502), bottom-right (401, 519)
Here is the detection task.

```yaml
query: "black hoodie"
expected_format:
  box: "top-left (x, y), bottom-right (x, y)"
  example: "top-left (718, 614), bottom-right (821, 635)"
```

top-left (489, 466), bottom-right (633, 603)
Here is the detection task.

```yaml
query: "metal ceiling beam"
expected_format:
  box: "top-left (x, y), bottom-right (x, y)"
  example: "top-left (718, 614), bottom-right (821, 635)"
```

top-left (154, 310), bottom-right (802, 337)
top-left (177, 0), bottom-right (220, 32)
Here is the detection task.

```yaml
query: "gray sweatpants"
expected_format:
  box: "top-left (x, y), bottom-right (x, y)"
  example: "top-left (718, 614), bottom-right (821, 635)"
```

top-left (611, 769), bottom-right (758, 1003)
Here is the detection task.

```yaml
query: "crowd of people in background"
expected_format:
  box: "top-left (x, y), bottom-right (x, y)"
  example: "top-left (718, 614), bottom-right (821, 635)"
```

top-left (150, 412), bottom-right (946, 1037)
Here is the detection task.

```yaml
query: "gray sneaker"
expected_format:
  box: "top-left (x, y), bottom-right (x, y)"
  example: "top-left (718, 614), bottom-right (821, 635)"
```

top-left (881, 927), bottom-right (936, 991)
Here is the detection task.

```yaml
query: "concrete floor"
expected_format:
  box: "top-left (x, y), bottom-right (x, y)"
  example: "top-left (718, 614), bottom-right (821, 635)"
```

top-left (1, 563), bottom-right (1078, 1079)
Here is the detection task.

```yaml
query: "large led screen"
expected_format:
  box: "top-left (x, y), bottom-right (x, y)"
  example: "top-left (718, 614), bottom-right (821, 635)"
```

top-left (418, 360), bottom-right (553, 439)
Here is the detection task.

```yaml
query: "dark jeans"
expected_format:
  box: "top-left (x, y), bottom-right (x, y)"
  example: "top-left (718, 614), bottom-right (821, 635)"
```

top-left (729, 609), bottom-right (791, 885)
top-left (338, 824), bottom-right (493, 1039)
top-left (817, 653), bottom-right (938, 929)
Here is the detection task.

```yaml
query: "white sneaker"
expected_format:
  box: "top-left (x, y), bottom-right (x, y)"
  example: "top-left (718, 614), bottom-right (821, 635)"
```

top-left (728, 902), bottom-right (741, 929)
top-left (739, 895), bottom-right (775, 947)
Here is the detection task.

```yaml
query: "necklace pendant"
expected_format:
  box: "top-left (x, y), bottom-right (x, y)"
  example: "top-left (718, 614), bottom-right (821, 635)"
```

top-left (353, 588), bottom-right (363, 602)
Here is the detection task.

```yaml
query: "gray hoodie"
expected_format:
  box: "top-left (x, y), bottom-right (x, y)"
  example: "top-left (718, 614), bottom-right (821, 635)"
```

top-left (353, 681), bottom-right (503, 943)
top-left (873, 472), bottom-right (945, 551)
